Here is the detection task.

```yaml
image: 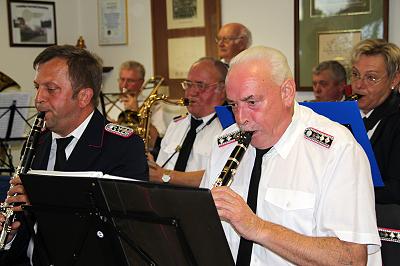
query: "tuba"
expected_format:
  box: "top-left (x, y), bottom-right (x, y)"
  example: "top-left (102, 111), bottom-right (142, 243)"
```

top-left (118, 76), bottom-right (189, 152)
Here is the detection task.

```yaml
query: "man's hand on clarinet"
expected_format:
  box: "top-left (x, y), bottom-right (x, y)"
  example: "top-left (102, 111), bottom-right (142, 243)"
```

top-left (6, 175), bottom-right (30, 212)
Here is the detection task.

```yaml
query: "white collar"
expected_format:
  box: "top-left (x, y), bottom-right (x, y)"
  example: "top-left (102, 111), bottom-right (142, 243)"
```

top-left (51, 111), bottom-right (94, 140)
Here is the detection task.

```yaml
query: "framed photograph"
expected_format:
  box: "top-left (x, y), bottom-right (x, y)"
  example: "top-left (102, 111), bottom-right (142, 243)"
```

top-left (98, 0), bottom-right (128, 45)
top-left (166, 0), bottom-right (205, 30)
top-left (295, 0), bottom-right (388, 91)
top-left (318, 30), bottom-right (361, 71)
top-left (311, 0), bottom-right (371, 17)
top-left (7, 0), bottom-right (57, 47)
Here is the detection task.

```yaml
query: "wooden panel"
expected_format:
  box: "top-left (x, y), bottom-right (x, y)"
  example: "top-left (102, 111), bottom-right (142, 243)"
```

top-left (151, 0), bottom-right (221, 98)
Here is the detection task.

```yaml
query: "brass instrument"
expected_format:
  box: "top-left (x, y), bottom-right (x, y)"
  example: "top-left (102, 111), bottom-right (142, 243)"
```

top-left (345, 94), bottom-right (362, 101)
top-left (213, 131), bottom-right (253, 187)
top-left (0, 112), bottom-right (45, 250)
top-left (118, 76), bottom-right (189, 152)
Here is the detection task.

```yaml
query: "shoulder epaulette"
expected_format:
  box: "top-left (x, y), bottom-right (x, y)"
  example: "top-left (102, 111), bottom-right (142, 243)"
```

top-left (304, 127), bottom-right (334, 148)
top-left (217, 130), bottom-right (241, 147)
top-left (105, 123), bottom-right (134, 138)
top-left (173, 114), bottom-right (188, 123)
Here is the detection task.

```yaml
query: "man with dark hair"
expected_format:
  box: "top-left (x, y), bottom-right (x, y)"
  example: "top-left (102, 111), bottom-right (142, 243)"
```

top-left (0, 45), bottom-right (148, 265)
top-left (149, 57), bottom-right (227, 187)
top-left (312, 60), bottom-right (347, 102)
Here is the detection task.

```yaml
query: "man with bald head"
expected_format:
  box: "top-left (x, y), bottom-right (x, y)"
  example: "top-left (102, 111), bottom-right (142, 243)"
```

top-left (148, 57), bottom-right (227, 187)
top-left (201, 46), bottom-right (381, 265)
top-left (216, 23), bottom-right (252, 65)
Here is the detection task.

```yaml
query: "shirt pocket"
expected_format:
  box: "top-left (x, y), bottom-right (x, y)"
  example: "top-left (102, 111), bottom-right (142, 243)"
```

top-left (264, 188), bottom-right (315, 235)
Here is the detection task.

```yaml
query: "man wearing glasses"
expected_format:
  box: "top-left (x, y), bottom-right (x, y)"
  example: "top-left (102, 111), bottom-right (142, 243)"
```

top-left (216, 23), bottom-right (252, 65)
top-left (350, 39), bottom-right (400, 265)
top-left (105, 61), bottom-right (168, 152)
top-left (104, 60), bottom-right (145, 122)
top-left (148, 57), bottom-right (227, 187)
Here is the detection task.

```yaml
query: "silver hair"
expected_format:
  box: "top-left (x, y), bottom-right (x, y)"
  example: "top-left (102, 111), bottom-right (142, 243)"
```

top-left (229, 46), bottom-right (292, 85)
top-left (119, 60), bottom-right (145, 79)
top-left (239, 24), bottom-right (252, 48)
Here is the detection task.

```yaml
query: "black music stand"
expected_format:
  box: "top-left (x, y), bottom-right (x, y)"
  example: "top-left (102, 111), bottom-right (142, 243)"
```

top-left (20, 173), bottom-right (235, 266)
top-left (0, 101), bottom-right (36, 174)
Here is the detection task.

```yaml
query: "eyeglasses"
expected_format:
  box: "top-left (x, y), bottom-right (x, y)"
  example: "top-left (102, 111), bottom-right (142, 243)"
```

top-left (215, 36), bottom-right (243, 44)
top-left (118, 78), bottom-right (143, 85)
top-left (181, 80), bottom-right (223, 92)
top-left (350, 71), bottom-right (387, 87)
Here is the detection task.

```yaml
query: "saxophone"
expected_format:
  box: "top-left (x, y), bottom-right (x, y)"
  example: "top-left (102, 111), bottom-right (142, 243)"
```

top-left (119, 76), bottom-right (189, 152)
top-left (213, 131), bottom-right (253, 187)
top-left (0, 111), bottom-right (45, 249)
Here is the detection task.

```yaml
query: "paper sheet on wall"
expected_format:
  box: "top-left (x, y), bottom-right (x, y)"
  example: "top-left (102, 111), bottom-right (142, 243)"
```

top-left (168, 36), bottom-right (206, 79)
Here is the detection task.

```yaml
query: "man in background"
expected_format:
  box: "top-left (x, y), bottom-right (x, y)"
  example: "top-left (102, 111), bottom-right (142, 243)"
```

top-left (149, 57), bottom-right (227, 187)
top-left (105, 60), bottom-right (168, 153)
top-left (311, 60), bottom-right (347, 102)
top-left (216, 23), bottom-right (252, 65)
top-left (105, 60), bottom-right (145, 122)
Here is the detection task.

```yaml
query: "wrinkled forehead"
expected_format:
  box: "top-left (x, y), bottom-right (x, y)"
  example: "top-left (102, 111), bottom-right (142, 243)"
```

top-left (226, 62), bottom-right (277, 99)
top-left (188, 61), bottom-right (221, 81)
top-left (218, 25), bottom-right (241, 37)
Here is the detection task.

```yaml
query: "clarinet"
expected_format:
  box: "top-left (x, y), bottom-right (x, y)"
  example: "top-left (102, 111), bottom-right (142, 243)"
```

top-left (0, 112), bottom-right (45, 250)
top-left (213, 131), bottom-right (253, 187)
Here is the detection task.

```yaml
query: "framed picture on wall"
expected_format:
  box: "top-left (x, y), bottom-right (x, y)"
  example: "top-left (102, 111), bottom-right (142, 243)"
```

top-left (151, 0), bottom-right (221, 98)
top-left (7, 0), bottom-right (57, 47)
top-left (318, 30), bottom-right (362, 72)
top-left (98, 0), bottom-right (128, 45)
top-left (294, 0), bottom-right (388, 91)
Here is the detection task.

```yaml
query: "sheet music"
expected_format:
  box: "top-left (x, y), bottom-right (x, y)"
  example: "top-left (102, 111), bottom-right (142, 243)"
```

top-left (0, 92), bottom-right (32, 138)
top-left (27, 170), bottom-right (141, 182)
top-left (102, 174), bottom-right (144, 182)
top-left (28, 170), bottom-right (104, 178)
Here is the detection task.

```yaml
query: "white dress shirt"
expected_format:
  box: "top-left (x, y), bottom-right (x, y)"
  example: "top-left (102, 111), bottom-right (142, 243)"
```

top-left (157, 112), bottom-right (223, 171)
top-left (201, 103), bottom-right (381, 265)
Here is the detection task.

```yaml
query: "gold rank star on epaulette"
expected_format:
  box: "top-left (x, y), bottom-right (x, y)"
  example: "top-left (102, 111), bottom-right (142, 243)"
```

top-left (304, 127), bottom-right (334, 148)
top-left (217, 130), bottom-right (241, 147)
top-left (105, 123), bottom-right (134, 138)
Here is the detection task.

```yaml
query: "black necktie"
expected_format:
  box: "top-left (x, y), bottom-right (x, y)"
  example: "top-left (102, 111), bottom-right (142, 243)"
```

top-left (363, 116), bottom-right (375, 132)
top-left (174, 117), bottom-right (203, 171)
top-left (54, 136), bottom-right (74, 171)
top-left (236, 147), bottom-right (271, 266)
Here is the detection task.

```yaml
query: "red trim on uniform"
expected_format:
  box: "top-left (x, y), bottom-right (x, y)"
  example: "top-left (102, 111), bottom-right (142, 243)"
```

top-left (218, 139), bottom-right (237, 148)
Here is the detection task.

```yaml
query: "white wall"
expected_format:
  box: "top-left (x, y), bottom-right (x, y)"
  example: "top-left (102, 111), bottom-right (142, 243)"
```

top-left (78, 0), bottom-right (153, 93)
